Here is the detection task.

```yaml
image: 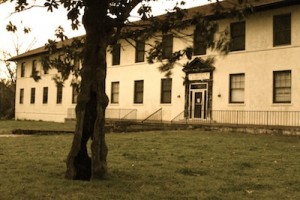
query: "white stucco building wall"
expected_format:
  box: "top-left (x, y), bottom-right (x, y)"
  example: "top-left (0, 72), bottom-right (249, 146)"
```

top-left (12, 1), bottom-right (300, 124)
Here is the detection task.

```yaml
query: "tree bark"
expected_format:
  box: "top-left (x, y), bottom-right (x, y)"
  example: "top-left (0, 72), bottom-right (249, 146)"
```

top-left (65, 0), bottom-right (110, 180)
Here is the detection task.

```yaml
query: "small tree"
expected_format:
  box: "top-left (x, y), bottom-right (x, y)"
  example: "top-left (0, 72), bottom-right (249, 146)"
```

top-left (2, 0), bottom-right (253, 180)
top-left (0, 20), bottom-right (33, 119)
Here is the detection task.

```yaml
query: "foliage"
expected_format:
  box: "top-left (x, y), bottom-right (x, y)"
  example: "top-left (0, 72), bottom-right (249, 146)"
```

top-left (0, 130), bottom-right (299, 199)
top-left (41, 27), bottom-right (85, 86)
top-left (0, 80), bottom-right (15, 119)
top-left (5, 0), bottom-right (253, 82)
top-left (1, 19), bottom-right (32, 119)
top-left (0, 51), bottom-right (16, 84)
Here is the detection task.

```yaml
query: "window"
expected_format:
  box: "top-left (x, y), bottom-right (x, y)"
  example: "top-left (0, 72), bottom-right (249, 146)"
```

top-left (194, 26), bottom-right (206, 55)
top-left (43, 66), bottom-right (49, 74)
top-left (72, 85), bottom-right (79, 104)
top-left (74, 56), bottom-right (82, 70)
top-left (21, 62), bottom-right (25, 77)
top-left (273, 13), bottom-right (291, 46)
top-left (56, 85), bottom-right (63, 104)
top-left (31, 60), bottom-right (37, 76)
top-left (43, 87), bottom-right (48, 104)
top-left (135, 40), bottom-right (145, 63)
top-left (229, 74), bottom-right (245, 103)
top-left (162, 34), bottom-right (173, 59)
top-left (111, 82), bottom-right (119, 104)
top-left (230, 21), bottom-right (245, 51)
top-left (273, 70), bottom-right (291, 103)
top-left (134, 80), bottom-right (144, 104)
top-left (19, 89), bottom-right (24, 104)
top-left (112, 44), bottom-right (121, 66)
top-left (161, 78), bottom-right (172, 104)
top-left (30, 88), bottom-right (35, 104)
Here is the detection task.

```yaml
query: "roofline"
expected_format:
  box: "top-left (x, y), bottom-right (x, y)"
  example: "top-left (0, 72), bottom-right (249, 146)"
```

top-left (8, 35), bottom-right (85, 62)
top-left (9, 0), bottom-right (300, 62)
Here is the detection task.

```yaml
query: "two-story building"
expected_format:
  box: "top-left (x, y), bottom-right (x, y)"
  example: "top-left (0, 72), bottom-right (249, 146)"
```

top-left (10, 0), bottom-right (300, 126)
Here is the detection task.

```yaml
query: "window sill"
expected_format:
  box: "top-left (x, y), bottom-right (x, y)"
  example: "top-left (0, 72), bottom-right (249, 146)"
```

top-left (109, 103), bottom-right (119, 106)
top-left (272, 103), bottom-right (292, 106)
top-left (133, 103), bottom-right (144, 106)
top-left (228, 103), bottom-right (245, 106)
top-left (160, 103), bottom-right (172, 106)
top-left (273, 44), bottom-right (291, 48)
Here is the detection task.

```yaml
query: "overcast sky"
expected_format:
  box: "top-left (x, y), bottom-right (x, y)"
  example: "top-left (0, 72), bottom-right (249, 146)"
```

top-left (0, 0), bottom-right (208, 79)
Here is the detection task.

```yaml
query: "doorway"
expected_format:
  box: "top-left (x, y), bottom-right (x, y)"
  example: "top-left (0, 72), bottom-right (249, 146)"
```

top-left (189, 83), bottom-right (208, 119)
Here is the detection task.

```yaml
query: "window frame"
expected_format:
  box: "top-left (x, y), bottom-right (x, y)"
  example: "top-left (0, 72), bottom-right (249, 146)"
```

top-left (229, 73), bottom-right (245, 104)
top-left (31, 60), bottom-right (37, 76)
top-left (112, 44), bottom-right (121, 66)
top-left (193, 26), bottom-right (206, 56)
top-left (273, 70), bottom-right (291, 103)
top-left (111, 82), bottom-right (120, 104)
top-left (134, 80), bottom-right (144, 104)
top-left (56, 85), bottom-right (63, 104)
top-left (43, 87), bottom-right (48, 104)
top-left (230, 21), bottom-right (246, 51)
top-left (273, 13), bottom-right (291, 46)
top-left (160, 78), bottom-right (172, 104)
top-left (162, 34), bottom-right (173, 59)
top-left (30, 88), bottom-right (35, 104)
top-left (20, 62), bottom-right (25, 77)
top-left (19, 88), bottom-right (24, 104)
top-left (72, 85), bottom-right (79, 104)
top-left (135, 40), bottom-right (145, 63)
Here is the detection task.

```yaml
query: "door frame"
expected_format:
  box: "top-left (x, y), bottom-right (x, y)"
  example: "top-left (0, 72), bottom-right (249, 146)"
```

top-left (189, 83), bottom-right (208, 119)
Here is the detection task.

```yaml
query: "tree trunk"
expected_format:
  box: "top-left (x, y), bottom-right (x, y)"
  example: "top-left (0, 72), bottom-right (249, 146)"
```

top-left (65, 0), bottom-right (110, 180)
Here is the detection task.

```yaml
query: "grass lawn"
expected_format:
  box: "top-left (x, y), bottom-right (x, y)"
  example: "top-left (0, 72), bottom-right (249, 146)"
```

top-left (0, 120), bottom-right (75, 134)
top-left (0, 130), bottom-right (299, 200)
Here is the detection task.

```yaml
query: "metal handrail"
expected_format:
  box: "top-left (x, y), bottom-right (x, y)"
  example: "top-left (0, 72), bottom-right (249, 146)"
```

top-left (142, 108), bottom-right (162, 123)
top-left (121, 109), bottom-right (137, 120)
top-left (171, 110), bottom-right (300, 127)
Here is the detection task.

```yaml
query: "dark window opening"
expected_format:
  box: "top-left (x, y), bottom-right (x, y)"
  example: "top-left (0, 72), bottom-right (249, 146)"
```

top-left (161, 78), bottom-right (172, 103)
top-left (230, 21), bottom-right (245, 51)
top-left (273, 13), bottom-right (291, 46)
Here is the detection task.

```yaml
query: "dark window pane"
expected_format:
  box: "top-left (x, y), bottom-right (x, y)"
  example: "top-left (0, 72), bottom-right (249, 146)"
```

top-left (43, 87), bottom-right (48, 104)
top-left (135, 40), bottom-right (145, 63)
top-left (32, 60), bottom-right (37, 76)
top-left (19, 89), bottom-right (24, 104)
top-left (112, 44), bottom-right (121, 65)
top-left (230, 21), bottom-right (245, 51)
top-left (134, 80), bottom-right (144, 104)
top-left (56, 85), bottom-right (63, 104)
top-left (21, 62), bottom-right (25, 77)
top-left (161, 78), bottom-right (172, 103)
top-left (194, 27), bottom-right (206, 55)
top-left (273, 14), bottom-right (291, 46)
top-left (72, 86), bottom-right (79, 104)
top-left (30, 88), bottom-right (35, 104)
top-left (162, 34), bottom-right (173, 59)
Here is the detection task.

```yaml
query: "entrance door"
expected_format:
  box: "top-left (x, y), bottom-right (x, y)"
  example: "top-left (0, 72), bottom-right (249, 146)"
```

top-left (189, 84), bottom-right (208, 119)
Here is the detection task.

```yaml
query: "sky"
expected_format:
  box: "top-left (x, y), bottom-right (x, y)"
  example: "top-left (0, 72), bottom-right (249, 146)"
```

top-left (0, 0), bottom-right (209, 79)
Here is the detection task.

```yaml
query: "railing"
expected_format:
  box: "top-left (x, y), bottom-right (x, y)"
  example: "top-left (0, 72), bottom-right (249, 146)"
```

top-left (171, 110), bottom-right (300, 127)
top-left (106, 109), bottom-right (137, 120)
top-left (142, 108), bottom-right (162, 123)
top-left (66, 108), bottom-right (137, 120)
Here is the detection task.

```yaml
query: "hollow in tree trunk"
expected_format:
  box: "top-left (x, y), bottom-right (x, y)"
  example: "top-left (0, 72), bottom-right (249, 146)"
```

top-left (65, 1), bottom-right (111, 180)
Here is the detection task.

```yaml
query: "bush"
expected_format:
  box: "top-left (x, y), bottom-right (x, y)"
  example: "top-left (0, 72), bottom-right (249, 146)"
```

top-left (0, 81), bottom-right (15, 119)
